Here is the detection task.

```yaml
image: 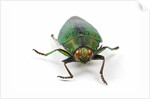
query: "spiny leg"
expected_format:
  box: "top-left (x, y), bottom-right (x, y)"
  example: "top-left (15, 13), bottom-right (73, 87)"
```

top-left (33, 49), bottom-right (46, 56)
top-left (33, 49), bottom-right (71, 57)
top-left (99, 55), bottom-right (107, 85)
top-left (93, 55), bottom-right (108, 85)
top-left (57, 63), bottom-right (73, 79)
top-left (57, 57), bottom-right (75, 79)
top-left (51, 34), bottom-right (58, 41)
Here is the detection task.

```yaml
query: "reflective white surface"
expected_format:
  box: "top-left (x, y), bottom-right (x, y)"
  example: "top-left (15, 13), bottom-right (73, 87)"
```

top-left (1, 1), bottom-right (149, 98)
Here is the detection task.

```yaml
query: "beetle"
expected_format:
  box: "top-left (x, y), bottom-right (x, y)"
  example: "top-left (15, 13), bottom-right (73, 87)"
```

top-left (33, 16), bottom-right (119, 85)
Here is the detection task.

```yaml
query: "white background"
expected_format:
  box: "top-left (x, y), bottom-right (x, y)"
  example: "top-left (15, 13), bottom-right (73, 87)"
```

top-left (1, 1), bottom-right (149, 98)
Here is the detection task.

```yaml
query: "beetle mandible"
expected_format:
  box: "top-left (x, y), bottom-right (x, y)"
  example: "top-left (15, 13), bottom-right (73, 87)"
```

top-left (33, 16), bottom-right (119, 85)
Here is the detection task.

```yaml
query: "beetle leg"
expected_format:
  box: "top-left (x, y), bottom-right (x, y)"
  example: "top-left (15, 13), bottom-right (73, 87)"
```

top-left (51, 34), bottom-right (58, 41)
top-left (57, 57), bottom-right (75, 79)
top-left (94, 46), bottom-right (119, 55)
top-left (33, 49), bottom-right (71, 57)
top-left (93, 55), bottom-right (108, 85)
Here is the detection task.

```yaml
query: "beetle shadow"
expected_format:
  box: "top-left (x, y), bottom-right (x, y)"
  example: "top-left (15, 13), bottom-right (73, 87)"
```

top-left (92, 54), bottom-right (114, 84)
top-left (72, 52), bottom-right (120, 85)
top-left (70, 62), bottom-right (110, 85)
top-left (69, 62), bottom-right (100, 81)
top-left (32, 56), bottom-right (75, 82)
top-left (32, 57), bottom-right (58, 64)
top-left (32, 52), bottom-right (121, 84)
top-left (32, 56), bottom-right (65, 73)
top-left (94, 52), bottom-right (121, 84)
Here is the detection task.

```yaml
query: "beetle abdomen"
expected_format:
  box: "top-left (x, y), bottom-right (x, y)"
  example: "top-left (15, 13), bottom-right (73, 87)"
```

top-left (58, 16), bottom-right (102, 45)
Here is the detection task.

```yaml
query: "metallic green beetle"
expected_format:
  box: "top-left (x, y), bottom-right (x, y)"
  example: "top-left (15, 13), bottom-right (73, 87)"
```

top-left (33, 16), bottom-right (119, 85)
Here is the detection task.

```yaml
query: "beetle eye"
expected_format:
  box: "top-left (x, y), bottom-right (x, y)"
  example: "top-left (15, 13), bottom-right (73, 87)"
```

top-left (87, 49), bottom-right (93, 57)
top-left (74, 50), bottom-right (81, 61)
top-left (75, 50), bottom-right (80, 56)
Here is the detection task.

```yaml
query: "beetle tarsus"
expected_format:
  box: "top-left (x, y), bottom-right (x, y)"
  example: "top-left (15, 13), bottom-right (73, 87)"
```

top-left (114, 46), bottom-right (119, 50)
top-left (51, 34), bottom-right (58, 41)
top-left (100, 74), bottom-right (108, 85)
top-left (33, 49), bottom-right (46, 56)
top-left (57, 75), bottom-right (73, 79)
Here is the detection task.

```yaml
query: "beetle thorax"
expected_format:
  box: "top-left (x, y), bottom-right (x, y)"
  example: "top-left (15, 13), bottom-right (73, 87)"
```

top-left (74, 47), bottom-right (94, 64)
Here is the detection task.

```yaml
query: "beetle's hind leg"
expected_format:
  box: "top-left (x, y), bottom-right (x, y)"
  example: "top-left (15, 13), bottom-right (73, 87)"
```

top-left (57, 57), bottom-right (75, 79)
top-left (51, 34), bottom-right (58, 41)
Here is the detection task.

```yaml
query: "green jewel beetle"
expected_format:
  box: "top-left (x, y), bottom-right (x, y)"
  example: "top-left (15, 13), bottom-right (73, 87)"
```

top-left (33, 16), bottom-right (119, 85)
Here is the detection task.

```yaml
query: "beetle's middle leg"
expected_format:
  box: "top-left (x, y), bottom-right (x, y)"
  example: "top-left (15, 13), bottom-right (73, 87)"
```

top-left (51, 34), bottom-right (58, 41)
top-left (93, 55), bottom-right (108, 85)
top-left (94, 46), bottom-right (119, 55)
top-left (57, 57), bottom-right (75, 79)
top-left (33, 49), bottom-right (71, 57)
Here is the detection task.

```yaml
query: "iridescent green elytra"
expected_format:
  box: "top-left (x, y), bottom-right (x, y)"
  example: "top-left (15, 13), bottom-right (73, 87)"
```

top-left (33, 16), bottom-right (119, 85)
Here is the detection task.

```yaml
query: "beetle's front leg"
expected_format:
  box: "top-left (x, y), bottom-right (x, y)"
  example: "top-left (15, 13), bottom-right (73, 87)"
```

top-left (57, 57), bottom-right (75, 79)
top-left (93, 55), bottom-right (108, 85)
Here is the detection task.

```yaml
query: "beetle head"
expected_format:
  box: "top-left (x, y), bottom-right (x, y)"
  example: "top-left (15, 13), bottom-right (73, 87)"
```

top-left (74, 47), bottom-right (93, 64)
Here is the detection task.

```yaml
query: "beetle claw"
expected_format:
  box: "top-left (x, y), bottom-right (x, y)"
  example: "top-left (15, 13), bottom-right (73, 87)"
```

top-left (100, 74), bottom-right (108, 85)
top-left (114, 46), bottom-right (119, 50)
